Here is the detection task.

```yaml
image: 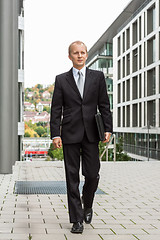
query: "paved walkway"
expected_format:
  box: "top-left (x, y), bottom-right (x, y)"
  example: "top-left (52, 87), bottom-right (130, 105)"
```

top-left (0, 160), bottom-right (160, 240)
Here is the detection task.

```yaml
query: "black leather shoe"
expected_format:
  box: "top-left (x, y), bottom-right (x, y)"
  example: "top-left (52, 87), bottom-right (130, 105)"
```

top-left (71, 222), bottom-right (84, 234)
top-left (84, 208), bottom-right (93, 224)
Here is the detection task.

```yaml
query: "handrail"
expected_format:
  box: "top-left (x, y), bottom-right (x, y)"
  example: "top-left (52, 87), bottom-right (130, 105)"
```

top-left (100, 134), bottom-right (116, 161)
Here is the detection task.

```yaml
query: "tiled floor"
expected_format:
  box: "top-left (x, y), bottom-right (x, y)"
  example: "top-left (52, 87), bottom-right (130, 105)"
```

top-left (0, 160), bottom-right (160, 240)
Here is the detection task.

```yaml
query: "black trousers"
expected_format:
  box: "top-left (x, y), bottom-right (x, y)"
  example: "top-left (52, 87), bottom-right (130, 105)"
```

top-left (63, 132), bottom-right (100, 223)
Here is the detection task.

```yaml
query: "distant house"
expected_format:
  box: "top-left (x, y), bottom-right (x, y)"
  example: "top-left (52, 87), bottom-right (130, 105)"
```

top-left (36, 101), bottom-right (51, 112)
top-left (41, 101), bottom-right (51, 107)
top-left (24, 111), bottom-right (50, 124)
top-left (42, 91), bottom-right (51, 99)
top-left (24, 111), bottom-right (38, 122)
top-left (33, 111), bottom-right (50, 124)
top-left (24, 102), bottom-right (35, 111)
top-left (36, 102), bottom-right (43, 112)
top-left (27, 92), bottom-right (34, 98)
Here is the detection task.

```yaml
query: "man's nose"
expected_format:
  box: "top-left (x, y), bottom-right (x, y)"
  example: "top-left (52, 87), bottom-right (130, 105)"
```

top-left (78, 52), bottom-right (82, 57)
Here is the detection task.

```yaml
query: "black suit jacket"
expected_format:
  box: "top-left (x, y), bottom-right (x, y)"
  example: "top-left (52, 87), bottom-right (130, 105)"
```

top-left (50, 68), bottom-right (112, 144)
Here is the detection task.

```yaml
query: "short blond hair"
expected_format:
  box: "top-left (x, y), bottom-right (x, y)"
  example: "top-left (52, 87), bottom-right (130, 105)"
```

top-left (68, 41), bottom-right (87, 55)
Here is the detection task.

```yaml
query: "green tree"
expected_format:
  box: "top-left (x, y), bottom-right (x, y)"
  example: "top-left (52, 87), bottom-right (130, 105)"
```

top-left (36, 84), bottom-right (43, 89)
top-left (36, 121), bottom-right (47, 127)
top-left (43, 106), bottom-right (51, 113)
top-left (34, 126), bottom-right (46, 137)
top-left (116, 136), bottom-right (131, 161)
top-left (42, 132), bottom-right (48, 137)
top-left (24, 132), bottom-right (31, 137)
top-left (39, 89), bottom-right (44, 93)
top-left (48, 143), bottom-right (64, 160)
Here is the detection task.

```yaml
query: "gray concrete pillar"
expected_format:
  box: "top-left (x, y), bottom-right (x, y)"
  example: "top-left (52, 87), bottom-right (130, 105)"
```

top-left (0, 0), bottom-right (19, 173)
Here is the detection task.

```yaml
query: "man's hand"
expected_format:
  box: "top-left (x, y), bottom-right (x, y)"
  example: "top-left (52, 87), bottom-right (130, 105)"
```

top-left (103, 132), bottom-right (112, 143)
top-left (52, 137), bottom-right (62, 149)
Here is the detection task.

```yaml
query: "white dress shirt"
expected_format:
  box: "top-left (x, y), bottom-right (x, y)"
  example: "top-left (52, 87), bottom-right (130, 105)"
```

top-left (72, 66), bottom-right (86, 88)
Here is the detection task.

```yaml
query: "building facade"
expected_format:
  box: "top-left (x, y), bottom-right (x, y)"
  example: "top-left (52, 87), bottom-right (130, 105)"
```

top-left (113, 0), bottom-right (160, 161)
top-left (87, 0), bottom-right (160, 161)
top-left (86, 43), bottom-right (113, 110)
top-left (0, 0), bottom-right (24, 173)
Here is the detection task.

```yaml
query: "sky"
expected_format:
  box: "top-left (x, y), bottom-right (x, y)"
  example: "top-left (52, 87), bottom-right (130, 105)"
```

top-left (24, 0), bottom-right (131, 88)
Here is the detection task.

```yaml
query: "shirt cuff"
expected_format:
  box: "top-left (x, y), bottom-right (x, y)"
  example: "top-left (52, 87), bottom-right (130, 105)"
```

top-left (52, 136), bottom-right (61, 140)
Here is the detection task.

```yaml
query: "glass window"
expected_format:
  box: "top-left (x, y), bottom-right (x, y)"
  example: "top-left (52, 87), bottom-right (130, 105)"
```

top-left (123, 32), bottom-right (125, 53)
top-left (106, 43), bottom-right (113, 56)
top-left (159, 99), bottom-right (160, 127)
top-left (139, 74), bottom-right (141, 98)
top-left (118, 107), bottom-right (121, 127)
top-left (147, 37), bottom-right (156, 65)
top-left (139, 103), bottom-right (142, 127)
top-left (144, 72), bottom-right (146, 97)
top-left (118, 60), bottom-right (121, 80)
top-left (118, 36), bottom-right (121, 56)
top-left (123, 56), bottom-right (125, 77)
top-left (133, 48), bottom-right (138, 72)
top-left (144, 102), bottom-right (146, 126)
top-left (147, 4), bottom-right (156, 34)
top-left (159, 0), bottom-right (160, 26)
top-left (126, 79), bottom-right (130, 101)
top-left (133, 76), bottom-right (138, 100)
top-left (106, 78), bottom-right (113, 92)
top-left (147, 68), bottom-right (156, 96)
top-left (144, 42), bottom-right (146, 67)
top-left (159, 33), bottom-right (160, 60)
top-left (123, 81), bottom-right (125, 102)
top-left (126, 27), bottom-right (130, 49)
top-left (126, 53), bottom-right (130, 75)
top-left (133, 20), bottom-right (138, 45)
top-left (147, 100), bottom-right (156, 126)
top-left (118, 83), bottom-right (121, 103)
top-left (139, 16), bottom-right (142, 41)
top-left (90, 58), bottom-right (113, 72)
top-left (109, 94), bottom-right (113, 110)
top-left (139, 45), bottom-right (142, 69)
top-left (99, 43), bottom-right (113, 56)
top-left (123, 106), bottom-right (125, 127)
top-left (133, 104), bottom-right (138, 127)
top-left (144, 12), bottom-right (146, 37)
top-left (153, 37), bottom-right (156, 62)
top-left (127, 105), bottom-right (130, 127)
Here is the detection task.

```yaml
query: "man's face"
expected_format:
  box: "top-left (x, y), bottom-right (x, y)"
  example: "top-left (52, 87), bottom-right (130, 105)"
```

top-left (69, 43), bottom-right (88, 70)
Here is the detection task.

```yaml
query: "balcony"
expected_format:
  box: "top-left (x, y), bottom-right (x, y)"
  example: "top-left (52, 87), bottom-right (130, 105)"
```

top-left (18, 69), bottom-right (24, 83)
top-left (18, 16), bottom-right (24, 30)
top-left (18, 122), bottom-right (24, 136)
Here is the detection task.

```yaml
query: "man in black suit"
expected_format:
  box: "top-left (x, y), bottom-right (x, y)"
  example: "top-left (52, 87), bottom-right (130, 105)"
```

top-left (50, 41), bottom-right (112, 233)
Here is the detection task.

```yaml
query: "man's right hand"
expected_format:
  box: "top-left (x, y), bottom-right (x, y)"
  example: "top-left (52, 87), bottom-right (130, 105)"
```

top-left (52, 137), bottom-right (62, 149)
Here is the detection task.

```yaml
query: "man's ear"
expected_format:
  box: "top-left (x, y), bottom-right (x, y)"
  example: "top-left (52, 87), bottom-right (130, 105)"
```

top-left (68, 55), bottom-right (72, 61)
top-left (86, 53), bottom-right (88, 59)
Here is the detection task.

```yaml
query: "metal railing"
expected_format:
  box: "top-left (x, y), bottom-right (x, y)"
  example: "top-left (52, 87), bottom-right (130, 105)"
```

top-left (100, 134), bottom-right (116, 161)
top-left (124, 144), bottom-right (160, 160)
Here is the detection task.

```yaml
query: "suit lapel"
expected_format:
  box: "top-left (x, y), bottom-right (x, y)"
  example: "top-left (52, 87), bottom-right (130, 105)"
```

top-left (66, 67), bottom-right (92, 100)
top-left (66, 68), bottom-right (82, 98)
top-left (83, 68), bottom-right (92, 100)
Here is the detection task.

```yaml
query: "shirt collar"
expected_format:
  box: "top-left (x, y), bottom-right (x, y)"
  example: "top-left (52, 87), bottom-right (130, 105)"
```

top-left (72, 66), bottom-right (86, 77)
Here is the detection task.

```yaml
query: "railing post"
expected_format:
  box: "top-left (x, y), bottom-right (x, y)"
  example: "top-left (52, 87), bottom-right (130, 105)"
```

top-left (100, 134), bottom-right (116, 161)
top-left (113, 134), bottom-right (116, 162)
top-left (106, 146), bottom-right (108, 161)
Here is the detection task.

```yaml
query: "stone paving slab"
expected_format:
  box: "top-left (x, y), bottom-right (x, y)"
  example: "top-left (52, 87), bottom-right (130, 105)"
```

top-left (0, 161), bottom-right (160, 240)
